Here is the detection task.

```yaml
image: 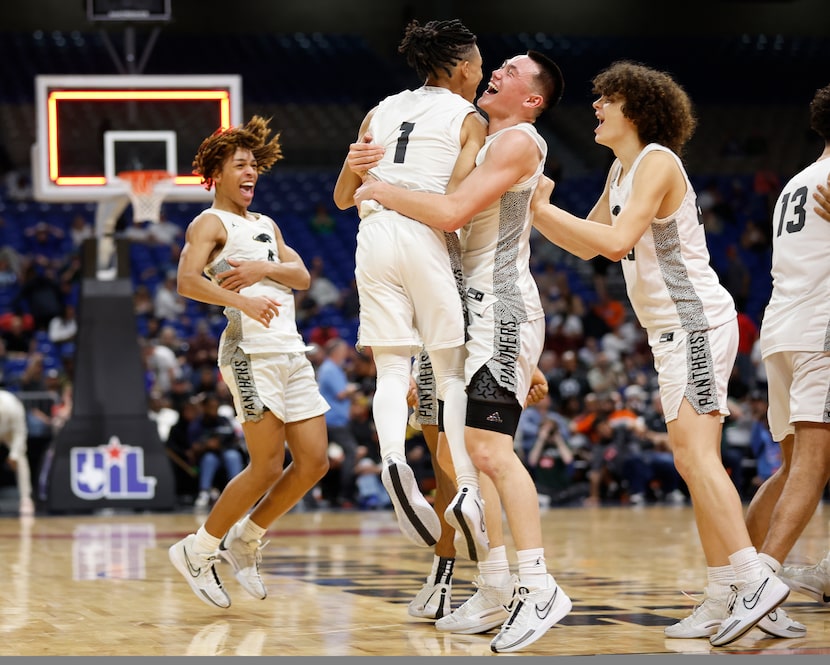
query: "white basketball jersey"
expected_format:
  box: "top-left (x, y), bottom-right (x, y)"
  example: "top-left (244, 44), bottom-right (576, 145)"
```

top-left (611, 143), bottom-right (735, 336)
top-left (760, 158), bottom-right (830, 357)
top-left (366, 86), bottom-right (478, 195)
top-left (460, 122), bottom-right (547, 324)
top-left (203, 208), bottom-right (309, 358)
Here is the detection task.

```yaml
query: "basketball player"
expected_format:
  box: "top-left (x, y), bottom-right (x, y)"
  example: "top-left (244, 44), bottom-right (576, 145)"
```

top-left (0, 389), bottom-right (35, 517)
top-left (353, 50), bottom-right (572, 654)
top-left (333, 19), bottom-right (490, 559)
top-left (528, 61), bottom-right (794, 646)
top-left (405, 348), bottom-right (459, 620)
top-left (742, 83), bottom-right (830, 614)
top-left (407, 348), bottom-right (551, 622)
top-left (168, 116), bottom-right (331, 608)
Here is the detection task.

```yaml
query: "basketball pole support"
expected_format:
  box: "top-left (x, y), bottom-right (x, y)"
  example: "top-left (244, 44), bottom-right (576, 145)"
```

top-left (44, 234), bottom-right (177, 513)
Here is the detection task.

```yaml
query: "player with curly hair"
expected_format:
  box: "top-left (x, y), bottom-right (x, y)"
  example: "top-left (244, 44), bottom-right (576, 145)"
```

top-left (530, 60), bottom-right (797, 646)
top-left (169, 115), bottom-right (331, 609)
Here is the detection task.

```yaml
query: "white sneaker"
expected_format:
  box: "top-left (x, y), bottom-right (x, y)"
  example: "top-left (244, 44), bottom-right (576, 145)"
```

top-left (381, 460), bottom-right (440, 547)
top-left (218, 521), bottom-right (268, 600)
top-left (666, 489), bottom-right (686, 505)
top-left (664, 590), bottom-right (727, 638)
top-left (168, 534), bottom-right (231, 608)
top-left (757, 606), bottom-right (807, 638)
top-left (408, 580), bottom-right (451, 619)
top-left (444, 485), bottom-right (489, 562)
top-left (779, 554), bottom-right (830, 605)
top-left (490, 575), bottom-right (572, 653)
top-left (194, 491), bottom-right (211, 509)
top-left (709, 573), bottom-right (790, 646)
top-left (435, 575), bottom-right (517, 634)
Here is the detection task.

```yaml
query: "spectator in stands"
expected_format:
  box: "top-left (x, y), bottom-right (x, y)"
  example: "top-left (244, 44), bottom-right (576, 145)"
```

top-left (309, 202), bottom-right (336, 235)
top-left (586, 350), bottom-right (625, 395)
top-left (166, 373), bottom-right (194, 413)
top-left (316, 337), bottom-right (361, 507)
top-left (582, 411), bottom-right (619, 506)
top-left (639, 389), bottom-right (686, 504)
top-left (0, 313), bottom-right (34, 358)
top-left (545, 283), bottom-right (585, 354)
top-left (599, 311), bottom-right (641, 365)
top-left (602, 390), bottom-right (652, 505)
top-left (165, 397), bottom-right (202, 502)
top-left (747, 388), bottom-right (781, 493)
top-left (17, 352), bottom-right (48, 392)
top-left (0, 246), bottom-right (22, 293)
top-left (189, 392), bottom-right (246, 510)
top-left (153, 270), bottom-right (187, 323)
top-left (735, 298), bottom-right (760, 391)
top-left (185, 318), bottom-right (219, 373)
top-left (590, 281), bottom-right (626, 333)
top-left (305, 255), bottom-right (343, 311)
top-left (140, 335), bottom-right (180, 398)
top-left (350, 347), bottom-right (377, 397)
top-left (526, 410), bottom-right (577, 506)
top-left (145, 210), bottom-right (185, 248)
top-left (47, 302), bottom-right (77, 359)
top-left (351, 401), bottom-right (391, 510)
top-left (515, 392), bottom-right (545, 466)
top-left (23, 222), bottom-right (66, 269)
top-left (132, 284), bottom-right (155, 319)
top-left (548, 350), bottom-right (591, 409)
top-left (191, 365), bottom-right (220, 395)
top-left (67, 214), bottom-right (94, 252)
top-left (740, 218), bottom-right (771, 254)
top-left (721, 244), bottom-right (750, 307)
top-left (15, 262), bottom-right (64, 332)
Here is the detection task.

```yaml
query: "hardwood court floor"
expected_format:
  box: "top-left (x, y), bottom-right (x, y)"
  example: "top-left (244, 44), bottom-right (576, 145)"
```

top-left (0, 502), bottom-right (828, 657)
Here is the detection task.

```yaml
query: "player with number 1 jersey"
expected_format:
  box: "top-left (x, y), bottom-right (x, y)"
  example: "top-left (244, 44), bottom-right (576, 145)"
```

top-left (355, 87), bottom-right (479, 352)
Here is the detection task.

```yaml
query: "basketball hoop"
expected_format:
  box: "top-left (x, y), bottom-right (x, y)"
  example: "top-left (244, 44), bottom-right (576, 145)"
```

top-left (115, 170), bottom-right (175, 224)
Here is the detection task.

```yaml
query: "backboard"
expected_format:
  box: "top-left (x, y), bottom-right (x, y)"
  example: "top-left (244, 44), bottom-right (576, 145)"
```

top-left (32, 74), bottom-right (243, 203)
top-left (86, 0), bottom-right (172, 23)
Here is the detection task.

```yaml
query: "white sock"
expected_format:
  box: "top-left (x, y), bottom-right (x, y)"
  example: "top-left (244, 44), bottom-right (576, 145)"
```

top-left (517, 548), bottom-right (549, 590)
top-left (240, 514), bottom-right (267, 542)
top-left (729, 546), bottom-right (765, 583)
top-left (706, 564), bottom-right (734, 599)
top-left (194, 525), bottom-right (221, 554)
top-left (478, 545), bottom-right (511, 587)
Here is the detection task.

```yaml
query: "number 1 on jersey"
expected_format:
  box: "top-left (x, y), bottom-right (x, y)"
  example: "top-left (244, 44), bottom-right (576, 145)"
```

top-left (394, 122), bottom-right (415, 163)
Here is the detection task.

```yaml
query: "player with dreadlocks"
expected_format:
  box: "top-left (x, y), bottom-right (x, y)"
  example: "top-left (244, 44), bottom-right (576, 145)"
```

top-left (333, 18), bottom-right (489, 590)
top-left (169, 115), bottom-right (331, 608)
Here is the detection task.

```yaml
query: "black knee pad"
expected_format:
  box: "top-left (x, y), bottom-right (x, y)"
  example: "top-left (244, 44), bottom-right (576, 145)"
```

top-left (465, 366), bottom-right (522, 436)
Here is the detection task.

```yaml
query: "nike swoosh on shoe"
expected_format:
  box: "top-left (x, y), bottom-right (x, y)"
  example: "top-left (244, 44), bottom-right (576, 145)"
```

top-left (742, 578), bottom-right (767, 611)
top-left (535, 588), bottom-right (557, 619)
top-left (183, 547), bottom-right (201, 577)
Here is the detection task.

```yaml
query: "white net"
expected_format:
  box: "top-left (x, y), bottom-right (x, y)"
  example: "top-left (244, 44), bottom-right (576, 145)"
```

top-left (116, 170), bottom-right (175, 224)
